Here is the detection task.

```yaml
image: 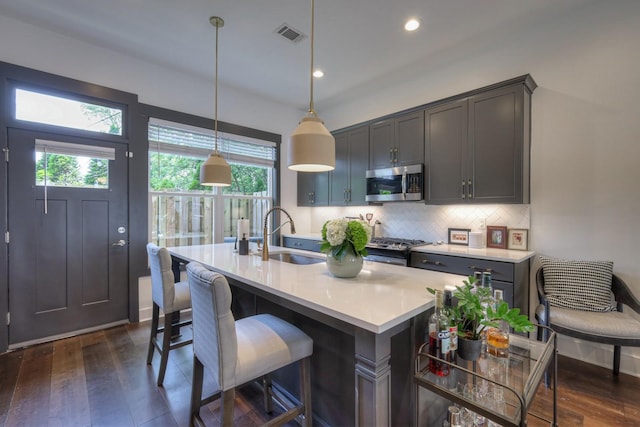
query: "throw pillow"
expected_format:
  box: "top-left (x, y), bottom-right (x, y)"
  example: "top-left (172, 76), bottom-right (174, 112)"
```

top-left (540, 255), bottom-right (616, 312)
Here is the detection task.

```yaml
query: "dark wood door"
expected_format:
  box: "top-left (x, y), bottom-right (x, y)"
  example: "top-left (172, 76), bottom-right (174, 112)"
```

top-left (348, 126), bottom-right (369, 205)
top-left (468, 84), bottom-right (524, 203)
top-left (395, 111), bottom-right (424, 167)
top-left (329, 131), bottom-right (350, 205)
top-left (425, 100), bottom-right (468, 204)
top-left (8, 128), bottom-right (129, 345)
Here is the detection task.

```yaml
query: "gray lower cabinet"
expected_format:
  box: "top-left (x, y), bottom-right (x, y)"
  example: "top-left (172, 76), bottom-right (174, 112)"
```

top-left (409, 252), bottom-right (529, 315)
top-left (370, 111), bottom-right (425, 169)
top-left (297, 171), bottom-right (328, 206)
top-left (329, 126), bottom-right (369, 205)
top-left (425, 76), bottom-right (535, 204)
top-left (282, 236), bottom-right (322, 253)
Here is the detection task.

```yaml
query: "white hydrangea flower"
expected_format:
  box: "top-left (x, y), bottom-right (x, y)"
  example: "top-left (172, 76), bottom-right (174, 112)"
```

top-left (325, 218), bottom-right (348, 246)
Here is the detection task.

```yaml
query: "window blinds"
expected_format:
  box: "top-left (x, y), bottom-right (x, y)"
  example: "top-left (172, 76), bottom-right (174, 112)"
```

top-left (148, 118), bottom-right (276, 167)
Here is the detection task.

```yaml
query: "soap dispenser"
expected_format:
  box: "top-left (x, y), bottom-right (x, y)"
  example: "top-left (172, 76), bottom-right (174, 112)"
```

top-left (238, 233), bottom-right (249, 255)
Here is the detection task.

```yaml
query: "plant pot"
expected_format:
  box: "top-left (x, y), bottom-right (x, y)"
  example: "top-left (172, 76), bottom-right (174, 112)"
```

top-left (326, 246), bottom-right (363, 278)
top-left (457, 336), bottom-right (482, 361)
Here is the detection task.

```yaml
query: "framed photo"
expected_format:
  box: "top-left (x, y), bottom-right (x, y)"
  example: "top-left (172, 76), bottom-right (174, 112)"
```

top-left (448, 228), bottom-right (471, 246)
top-left (486, 226), bottom-right (508, 249)
top-left (508, 228), bottom-right (529, 250)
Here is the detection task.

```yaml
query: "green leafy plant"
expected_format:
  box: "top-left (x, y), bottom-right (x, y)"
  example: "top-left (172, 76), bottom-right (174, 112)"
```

top-left (320, 218), bottom-right (372, 260)
top-left (427, 276), bottom-right (534, 340)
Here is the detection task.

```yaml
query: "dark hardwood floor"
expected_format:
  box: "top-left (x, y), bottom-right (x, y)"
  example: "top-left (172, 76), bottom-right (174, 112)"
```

top-left (1, 321), bottom-right (639, 426)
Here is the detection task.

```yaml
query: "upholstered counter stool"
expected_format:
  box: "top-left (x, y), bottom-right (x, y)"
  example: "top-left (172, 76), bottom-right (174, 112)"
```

top-left (187, 262), bottom-right (313, 427)
top-left (146, 243), bottom-right (193, 386)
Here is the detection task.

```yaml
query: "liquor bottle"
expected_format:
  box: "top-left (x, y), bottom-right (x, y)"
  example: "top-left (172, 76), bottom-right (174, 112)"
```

top-left (473, 271), bottom-right (482, 285)
top-left (481, 271), bottom-right (493, 294)
top-left (443, 289), bottom-right (458, 363)
top-left (487, 289), bottom-right (510, 357)
top-left (428, 290), bottom-right (451, 376)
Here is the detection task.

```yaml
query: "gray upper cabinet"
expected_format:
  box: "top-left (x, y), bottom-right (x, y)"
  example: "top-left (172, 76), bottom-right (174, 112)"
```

top-left (369, 111), bottom-right (424, 169)
top-left (425, 78), bottom-right (534, 204)
top-left (297, 171), bottom-right (328, 206)
top-left (329, 126), bottom-right (369, 205)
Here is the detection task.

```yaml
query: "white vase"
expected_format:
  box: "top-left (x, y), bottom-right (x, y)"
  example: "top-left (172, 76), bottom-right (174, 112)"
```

top-left (326, 246), bottom-right (363, 278)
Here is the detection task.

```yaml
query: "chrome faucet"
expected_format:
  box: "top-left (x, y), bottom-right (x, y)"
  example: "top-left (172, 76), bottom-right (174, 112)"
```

top-left (262, 207), bottom-right (296, 261)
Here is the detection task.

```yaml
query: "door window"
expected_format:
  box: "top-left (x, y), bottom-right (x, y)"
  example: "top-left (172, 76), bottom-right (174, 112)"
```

top-left (35, 139), bottom-right (114, 189)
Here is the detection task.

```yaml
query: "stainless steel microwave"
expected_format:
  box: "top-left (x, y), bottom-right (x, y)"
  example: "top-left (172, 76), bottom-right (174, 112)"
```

top-left (365, 164), bottom-right (424, 202)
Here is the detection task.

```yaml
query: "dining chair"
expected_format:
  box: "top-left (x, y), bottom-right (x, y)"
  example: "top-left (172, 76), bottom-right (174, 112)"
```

top-left (146, 243), bottom-right (193, 386)
top-left (186, 261), bottom-right (313, 427)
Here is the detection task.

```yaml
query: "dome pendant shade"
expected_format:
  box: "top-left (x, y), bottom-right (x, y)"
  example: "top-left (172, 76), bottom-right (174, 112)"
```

top-left (200, 152), bottom-right (232, 186)
top-left (288, 116), bottom-right (335, 172)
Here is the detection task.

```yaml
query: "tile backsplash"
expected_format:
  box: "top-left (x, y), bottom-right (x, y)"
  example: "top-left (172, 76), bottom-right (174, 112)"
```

top-left (310, 203), bottom-right (530, 243)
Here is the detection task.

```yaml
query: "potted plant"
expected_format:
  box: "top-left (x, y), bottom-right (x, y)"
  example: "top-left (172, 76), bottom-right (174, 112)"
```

top-left (320, 218), bottom-right (372, 278)
top-left (428, 276), bottom-right (535, 360)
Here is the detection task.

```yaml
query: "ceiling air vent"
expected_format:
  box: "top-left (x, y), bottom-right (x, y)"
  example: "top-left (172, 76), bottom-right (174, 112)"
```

top-left (274, 23), bottom-right (307, 43)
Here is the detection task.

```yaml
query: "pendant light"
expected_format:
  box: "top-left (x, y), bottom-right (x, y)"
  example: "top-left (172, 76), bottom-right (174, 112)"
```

top-left (287, 0), bottom-right (335, 172)
top-left (200, 16), bottom-right (232, 186)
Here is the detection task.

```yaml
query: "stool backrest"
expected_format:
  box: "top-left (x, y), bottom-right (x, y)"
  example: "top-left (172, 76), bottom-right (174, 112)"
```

top-left (187, 262), bottom-right (238, 390)
top-left (146, 243), bottom-right (177, 312)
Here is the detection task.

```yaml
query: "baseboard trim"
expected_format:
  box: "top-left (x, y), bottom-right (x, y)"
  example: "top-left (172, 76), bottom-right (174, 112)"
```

top-left (8, 319), bottom-right (130, 350)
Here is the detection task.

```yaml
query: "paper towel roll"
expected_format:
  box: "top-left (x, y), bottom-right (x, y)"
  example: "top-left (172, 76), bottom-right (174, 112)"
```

top-left (237, 219), bottom-right (250, 240)
top-left (468, 231), bottom-right (485, 249)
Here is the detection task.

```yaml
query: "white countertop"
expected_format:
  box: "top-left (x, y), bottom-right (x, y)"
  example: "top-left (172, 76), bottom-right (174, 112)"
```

top-left (168, 243), bottom-right (465, 334)
top-left (412, 244), bottom-right (535, 263)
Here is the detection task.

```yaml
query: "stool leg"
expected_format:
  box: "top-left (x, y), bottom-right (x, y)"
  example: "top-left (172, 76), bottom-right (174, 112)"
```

top-left (613, 345), bottom-right (621, 376)
top-left (221, 388), bottom-right (236, 426)
top-left (300, 357), bottom-right (312, 427)
top-left (190, 356), bottom-right (204, 427)
top-left (263, 375), bottom-right (273, 414)
top-left (147, 303), bottom-right (160, 365)
top-left (157, 311), bottom-right (173, 386)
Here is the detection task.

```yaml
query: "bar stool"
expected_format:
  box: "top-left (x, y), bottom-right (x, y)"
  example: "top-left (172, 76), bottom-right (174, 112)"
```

top-left (186, 262), bottom-right (313, 427)
top-left (146, 243), bottom-right (193, 386)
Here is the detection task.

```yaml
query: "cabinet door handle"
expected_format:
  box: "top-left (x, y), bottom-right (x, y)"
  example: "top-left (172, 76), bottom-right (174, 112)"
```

top-left (461, 181), bottom-right (466, 200)
top-left (468, 179), bottom-right (473, 199)
top-left (311, 191), bottom-right (315, 204)
top-left (389, 148), bottom-right (394, 164)
top-left (393, 147), bottom-right (398, 164)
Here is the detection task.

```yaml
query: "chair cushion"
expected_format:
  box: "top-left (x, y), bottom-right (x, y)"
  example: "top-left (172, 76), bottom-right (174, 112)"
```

top-left (540, 256), bottom-right (616, 312)
top-left (234, 314), bottom-right (313, 388)
top-left (537, 304), bottom-right (640, 340)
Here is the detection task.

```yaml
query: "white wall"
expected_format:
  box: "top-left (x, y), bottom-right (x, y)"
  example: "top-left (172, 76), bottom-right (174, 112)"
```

top-left (2, 1), bottom-right (639, 375)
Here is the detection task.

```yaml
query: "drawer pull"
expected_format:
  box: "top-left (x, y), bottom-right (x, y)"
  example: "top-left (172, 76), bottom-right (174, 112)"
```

top-left (421, 259), bottom-right (443, 266)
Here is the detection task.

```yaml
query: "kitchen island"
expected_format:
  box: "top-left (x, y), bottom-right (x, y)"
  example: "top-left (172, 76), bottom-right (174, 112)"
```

top-left (168, 243), bottom-right (465, 426)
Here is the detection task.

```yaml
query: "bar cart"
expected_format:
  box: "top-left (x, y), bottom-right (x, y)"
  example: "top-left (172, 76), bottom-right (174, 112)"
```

top-left (414, 326), bottom-right (557, 426)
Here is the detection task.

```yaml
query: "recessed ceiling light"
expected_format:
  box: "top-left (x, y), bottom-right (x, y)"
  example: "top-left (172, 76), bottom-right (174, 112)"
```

top-left (404, 18), bottom-right (420, 32)
top-left (313, 69), bottom-right (324, 78)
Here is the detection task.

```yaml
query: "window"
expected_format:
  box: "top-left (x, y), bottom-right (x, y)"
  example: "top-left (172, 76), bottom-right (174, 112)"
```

top-left (35, 139), bottom-right (114, 189)
top-left (15, 88), bottom-right (123, 136)
top-left (148, 119), bottom-right (275, 247)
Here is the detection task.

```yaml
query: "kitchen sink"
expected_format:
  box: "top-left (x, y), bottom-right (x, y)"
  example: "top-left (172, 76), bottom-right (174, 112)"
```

top-left (263, 252), bottom-right (325, 265)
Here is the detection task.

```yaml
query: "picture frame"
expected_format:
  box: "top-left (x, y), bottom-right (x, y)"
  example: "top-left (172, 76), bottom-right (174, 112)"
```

top-left (508, 228), bottom-right (529, 251)
top-left (448, 228), bottom-right (471, 246)
top-left (486, 226), bottom-right (508, 249)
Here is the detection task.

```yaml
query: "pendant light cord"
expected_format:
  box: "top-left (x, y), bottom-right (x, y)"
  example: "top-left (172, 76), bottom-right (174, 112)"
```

top-left (309, 0), bottom-right (316, 116)
top-left (214, 19), bottom-right (220, 152)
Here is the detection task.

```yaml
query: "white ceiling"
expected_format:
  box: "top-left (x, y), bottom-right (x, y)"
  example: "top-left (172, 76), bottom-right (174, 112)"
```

top-left (0, 0), bottom-right (594, 111)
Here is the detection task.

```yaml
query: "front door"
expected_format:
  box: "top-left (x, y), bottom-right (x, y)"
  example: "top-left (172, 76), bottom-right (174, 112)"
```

top-left (8, 128), bottom-right (129, 345)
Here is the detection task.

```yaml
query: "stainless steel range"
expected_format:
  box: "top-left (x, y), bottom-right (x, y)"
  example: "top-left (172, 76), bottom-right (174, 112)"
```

top-left (365, 237), bottom-right (430, 266)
